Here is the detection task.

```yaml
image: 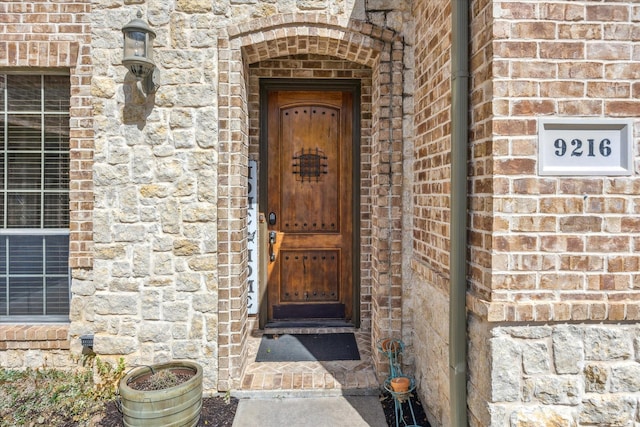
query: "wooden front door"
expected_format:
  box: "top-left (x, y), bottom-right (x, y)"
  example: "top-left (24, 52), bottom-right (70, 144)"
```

top-left (263, 86), bottom-right (355, 323)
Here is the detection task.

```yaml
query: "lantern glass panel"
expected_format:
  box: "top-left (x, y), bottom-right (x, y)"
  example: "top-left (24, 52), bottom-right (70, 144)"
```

top-left (124, 31), bottom-right (147, 59)
top-left (146, 34), bottom-right (155, 61)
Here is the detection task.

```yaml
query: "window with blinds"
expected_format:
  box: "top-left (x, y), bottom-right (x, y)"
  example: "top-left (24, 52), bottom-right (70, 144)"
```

top-left (0, 74), bottom-right (70, 322)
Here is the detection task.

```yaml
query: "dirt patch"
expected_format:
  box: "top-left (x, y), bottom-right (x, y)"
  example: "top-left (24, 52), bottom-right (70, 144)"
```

top-left (95, 396), bottom-right (239, 427)
top-left (380, 391), bottom-right (431, 427)
top-left (126, 369), bottom-right (194, 391)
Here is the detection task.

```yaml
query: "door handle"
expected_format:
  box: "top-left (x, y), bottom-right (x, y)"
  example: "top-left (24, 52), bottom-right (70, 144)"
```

top-left (268, 231), bottom-right (277, 262)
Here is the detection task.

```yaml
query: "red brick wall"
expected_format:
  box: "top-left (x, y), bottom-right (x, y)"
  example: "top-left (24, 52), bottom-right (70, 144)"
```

top-left (219, 15), bottom-right (402, 389)
top-left (467, 0), bottom-right (494, 309)
top-left (411, 0), bottom-right (454, 424)
top-left (412, 1), bottom-right (640, 424)
top-left (467, 1), bottom-right (640, 323)
top-left (412, 0), bottom-right (454, 283)
top-left (0, 325), bottom-right (70, 351)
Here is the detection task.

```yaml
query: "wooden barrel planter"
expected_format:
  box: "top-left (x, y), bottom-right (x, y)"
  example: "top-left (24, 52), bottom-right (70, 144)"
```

top-left (119, 361), bottom-right (203, 427)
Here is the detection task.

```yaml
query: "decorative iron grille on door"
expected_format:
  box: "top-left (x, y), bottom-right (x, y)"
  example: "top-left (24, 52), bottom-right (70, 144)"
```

top-left (292, 148), bottom-right (328, 182)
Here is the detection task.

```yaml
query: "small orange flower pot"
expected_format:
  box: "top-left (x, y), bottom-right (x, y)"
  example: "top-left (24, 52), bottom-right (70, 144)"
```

top-left (390, 376), bottom-right (410, 393)
top-left (381, 339), bottom-right (399, 353)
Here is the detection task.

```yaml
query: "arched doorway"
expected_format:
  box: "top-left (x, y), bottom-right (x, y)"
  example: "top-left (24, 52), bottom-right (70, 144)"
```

top-left (217, 13), bottom-right (405, 390)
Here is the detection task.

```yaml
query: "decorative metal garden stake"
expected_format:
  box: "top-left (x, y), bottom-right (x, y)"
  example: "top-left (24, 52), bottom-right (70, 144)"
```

top-left (378, 338), bottom-right (421, 427)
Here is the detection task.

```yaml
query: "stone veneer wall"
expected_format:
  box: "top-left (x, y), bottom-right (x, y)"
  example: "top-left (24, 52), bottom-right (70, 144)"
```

top-left (0, 0), bottom-right (92, 367)
top-left (88, 0), bottom-right (221, 390)
top-left (465, 1), bottom-right (640, 425)
top-left (470, 316), bottom-right (640, 426)
top-left (12, 0), bottom-right (638, 422)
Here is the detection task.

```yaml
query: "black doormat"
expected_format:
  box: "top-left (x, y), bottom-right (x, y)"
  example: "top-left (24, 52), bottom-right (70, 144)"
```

top-left (255, 333), bottom-right (360, 362)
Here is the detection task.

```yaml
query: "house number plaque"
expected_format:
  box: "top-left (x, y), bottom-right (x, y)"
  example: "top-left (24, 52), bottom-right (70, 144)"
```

top-left (538, 119), bottom-right (633, 176)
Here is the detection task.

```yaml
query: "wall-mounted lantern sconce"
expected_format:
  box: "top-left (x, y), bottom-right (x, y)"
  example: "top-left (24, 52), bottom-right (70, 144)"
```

top-left (122, 11), bottom-right (159, 94)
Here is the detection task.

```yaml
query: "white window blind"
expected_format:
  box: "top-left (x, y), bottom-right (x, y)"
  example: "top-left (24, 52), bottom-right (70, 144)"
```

top-left (0, 74), bottom-right (70, 321)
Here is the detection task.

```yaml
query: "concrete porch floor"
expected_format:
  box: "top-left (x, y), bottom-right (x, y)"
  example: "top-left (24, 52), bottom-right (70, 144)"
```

top-left (237, 327), bottom-right (381, 397)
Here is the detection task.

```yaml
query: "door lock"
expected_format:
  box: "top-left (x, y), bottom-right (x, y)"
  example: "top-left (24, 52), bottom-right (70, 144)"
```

top-left (268, 231), bottom-right (277, 262)
top-left (268, 212), bottom-right (276, 225)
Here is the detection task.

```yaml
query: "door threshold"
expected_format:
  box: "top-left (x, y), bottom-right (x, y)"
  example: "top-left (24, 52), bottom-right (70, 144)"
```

top-left (264, 319), bottom-right (355, 329)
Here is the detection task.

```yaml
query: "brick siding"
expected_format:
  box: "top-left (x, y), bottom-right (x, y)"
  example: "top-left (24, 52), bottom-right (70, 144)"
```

top-left (7, 0), bottom-right (638, 423)
top-left (0, 325), bottom-right (70, 351)
top-left (410, 0), bottom-right (454, 424)
top-left (467, 0), bottom-right (640, 323)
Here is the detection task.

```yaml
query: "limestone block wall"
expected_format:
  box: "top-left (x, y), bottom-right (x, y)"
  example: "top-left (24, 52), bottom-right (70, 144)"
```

top-left (410, 279), bottom-right (451, 426)
top-left (0, 0), bottom-right (413, 392)
top-left (88, 0), bottom-right (221, 390)
top-left (470, 315), bottom-right (640, 426)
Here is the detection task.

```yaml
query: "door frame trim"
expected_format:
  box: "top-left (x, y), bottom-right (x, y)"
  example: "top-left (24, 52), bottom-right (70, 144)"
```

top-left (259, 79), bottom-right (362, 328)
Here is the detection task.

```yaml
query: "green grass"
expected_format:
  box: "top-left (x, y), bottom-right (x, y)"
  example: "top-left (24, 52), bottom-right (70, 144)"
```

top-left (0, 356), bottom-right (125, 427)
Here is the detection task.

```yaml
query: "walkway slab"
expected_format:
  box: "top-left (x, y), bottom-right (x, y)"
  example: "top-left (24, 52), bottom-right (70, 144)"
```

top-left (231, 395), bottom-right (387, 427)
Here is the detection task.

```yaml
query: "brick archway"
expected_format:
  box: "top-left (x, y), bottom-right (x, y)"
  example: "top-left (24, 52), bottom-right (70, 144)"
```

top-left (217, 13), bottom-right (405, 390)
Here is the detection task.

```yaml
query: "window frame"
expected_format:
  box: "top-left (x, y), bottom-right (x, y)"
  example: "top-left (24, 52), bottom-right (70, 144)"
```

top-left (0, 72), bottom-right (71, 323)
